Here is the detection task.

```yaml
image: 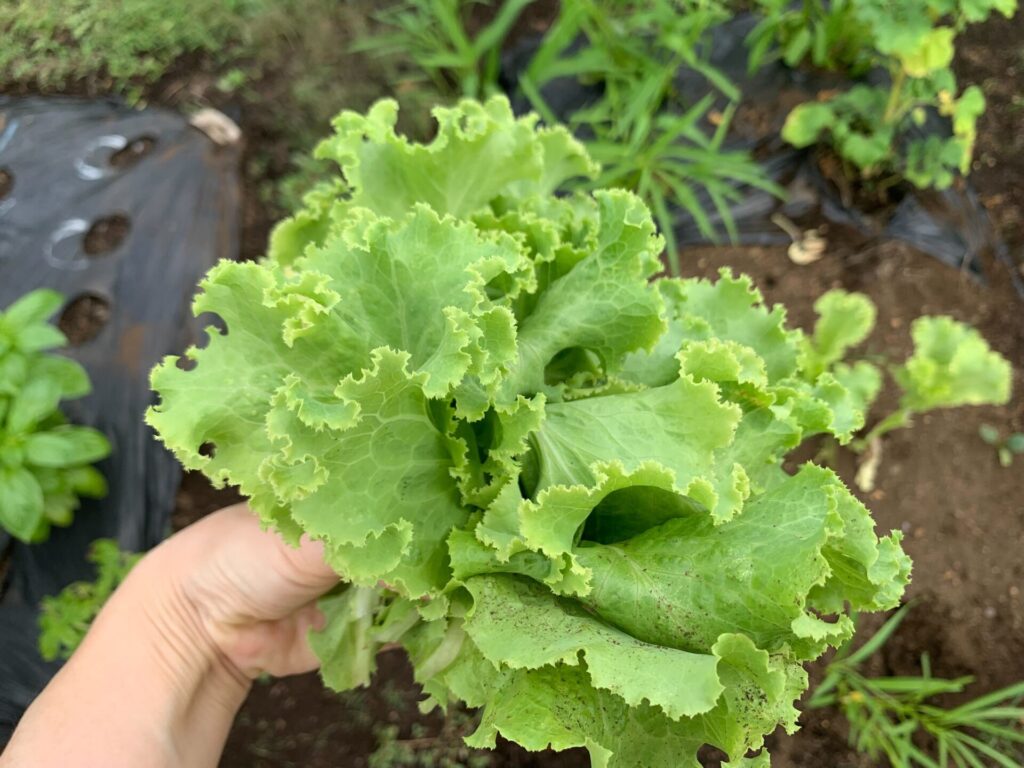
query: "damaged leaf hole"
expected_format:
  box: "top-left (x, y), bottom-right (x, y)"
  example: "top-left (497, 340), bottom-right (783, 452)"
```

top-left (83, 213), bottom-right (130, 256)
top-left (59, 293), bottom-right (111, 345)
top-left (175, 313), bottom-right (227, 371)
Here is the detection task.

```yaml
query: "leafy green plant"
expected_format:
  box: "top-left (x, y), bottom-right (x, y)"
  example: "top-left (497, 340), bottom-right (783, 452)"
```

top-left (979, 424), bottom-right (1024, 467)
top-left (798, 290), bottom-right (1010, 489)
top-left (355, 0), bottom-right (535, 100)
top-left (779, 0), bottom-right (1017, 189)
top-left (369, 712), bottom-right (491, 768)
top-left (746, 0), bottom-right (872, 73)
top-left (37, 539), bottom-right (141, 661)
top-left (0, 0), bottom-right (265, 101)
top-left (520, 0), bottom-right (781, 270)
top-left (0, 290), bottom-right (110, 543)
top-left (148, 96), bottom-right (913, 766)
top-left (809, 606), bottom-right (1024, 768)
top-left (874, 316), bottom-right (1011, 441)
top-left (355, 0), bottom-right (780, 270)
top-left (801, 290), bottom-right (1010, 443)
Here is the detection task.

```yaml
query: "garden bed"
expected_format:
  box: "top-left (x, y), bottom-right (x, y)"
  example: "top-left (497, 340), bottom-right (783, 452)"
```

top-left (167, 8), bottom-right (1024, 765)
top-left (4, 2), bottom-right (1022, 765)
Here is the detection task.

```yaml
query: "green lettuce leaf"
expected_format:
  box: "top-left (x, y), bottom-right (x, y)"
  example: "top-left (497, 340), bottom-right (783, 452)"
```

top-left (146, 97), bottom-right (925, 767)
top-left (896, 315), bottom-right (1011, 412)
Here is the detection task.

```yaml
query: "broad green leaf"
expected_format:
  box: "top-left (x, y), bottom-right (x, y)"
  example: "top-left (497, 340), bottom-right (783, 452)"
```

top-left (6, 376), bottom-right (62, 433)
top-left (782, 102), bottom-right (834, 147)
top-left (462, 574), bottom-right (725, 721)
top-left (571, 466), bottom-right (863, 660)
top-left (898, 27), bottom-right (955, 77)
top-left (896, 316), bottom-right (1011, 412)
top-left (15, 324), bottom-right (68, 353)
top-left (24, 426), bottom-right (110, 468)
top-left (0, 465), bottom-right (46, 542)
top-left (461, 634), bottom-right (803, 767)
top-left (530, 375), bottom-right (740, 494)
top-left (65, 465), bottom-right (108, 498)
top-left (801, 290), bottom-right (877, 378)
top-left (1, 289), bottom-right (64, 329)
top-left (29, 355), bottom-right (92, 399)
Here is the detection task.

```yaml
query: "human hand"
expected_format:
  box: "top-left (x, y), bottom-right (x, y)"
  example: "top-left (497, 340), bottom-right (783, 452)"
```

top-left (158, 502), bottom-right (339, 680)
top-left (1, 503), bottom-right (339, 768)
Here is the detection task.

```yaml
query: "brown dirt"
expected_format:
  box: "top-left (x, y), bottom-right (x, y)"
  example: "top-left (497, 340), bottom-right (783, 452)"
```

top-left (0, 168), bottom-right (12, 199)
top-left (57, 293), bottom-right (112, 346)
top-left (956, 9), bottom-right (1024, 260)
top-left (82, 213), bottom-right (130, 256)
top-left (108, 135), bottom-right (157, 169)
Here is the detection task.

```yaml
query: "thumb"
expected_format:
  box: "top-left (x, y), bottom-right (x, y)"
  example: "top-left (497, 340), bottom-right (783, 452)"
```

top-left (277, 533), bottom-right (340, 595)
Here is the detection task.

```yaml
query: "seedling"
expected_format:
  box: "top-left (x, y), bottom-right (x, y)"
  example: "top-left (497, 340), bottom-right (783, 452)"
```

top-left (38, 539), bottom-right (141, 661)
top-left (979, 424), bottom-right (1024, 467)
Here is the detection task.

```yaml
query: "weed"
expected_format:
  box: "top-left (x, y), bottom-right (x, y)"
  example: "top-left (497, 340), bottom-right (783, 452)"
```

top-left (520, 0), bottom-right (781, 270)
top-left (810, 606), bottom-right (1024, 768)
top-left (0, 0), bottom-right (264, 103)
top-left (356, 0), bottom-right (535, 101)
top-left (979, 423), bottom-right (1024, 467)
top-left (369, 708), bottom-right (490, 768)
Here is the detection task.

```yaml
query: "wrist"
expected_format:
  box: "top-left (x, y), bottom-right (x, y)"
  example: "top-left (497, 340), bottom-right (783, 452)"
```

top-left (65, 543), bottom-right (251, 765)
top-left (116, 540), bottom-right (254, 711)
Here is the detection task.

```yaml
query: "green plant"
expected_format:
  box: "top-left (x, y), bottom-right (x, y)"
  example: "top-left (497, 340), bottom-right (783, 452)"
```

top-left (356, 0), bottom-right (535, 100)
top-left (746, 0), bottom-right (872, 73)
top-left (234, 0), bottom-right (414, 218)
top-left (369, 711), bottom-right (491, 768)
top-left (148, 97), bottom-right (912, 766)
top-left (863, 315), bottom-right (1010, 445)
top-left (979, 424), bottom-right (1024, 467)
top-left (800, 290), bottom-right (1011, 443)
top-left (779, 0), bottom-right (1017, 189)
top-left (521, 0), bottom-right (781, 270)
top-left (37, 539), bottom-right (141, 661)
top-left (798, 290), bottom-right (1011, 489)
top-left (0, 290), bottom-right (110, 543)
top-left (0, 0), bottom-right (264, 102)
top-left (809, 606), bottom-right (1024, 768)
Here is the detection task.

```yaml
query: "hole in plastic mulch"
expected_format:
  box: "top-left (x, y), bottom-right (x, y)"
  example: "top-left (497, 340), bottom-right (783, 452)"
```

top-left (83, 214), bottom-right (130, 256)
top-left (58, 293), bottom-right (112, 345)
top-left (0, 169), bottom-right (12, 199)
top-left (109, 136), bottom-right (157, 169)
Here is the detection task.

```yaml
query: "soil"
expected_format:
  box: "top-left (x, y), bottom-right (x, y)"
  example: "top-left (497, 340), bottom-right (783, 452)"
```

top-left (956, 11), bottom-right (1024, 260)
top-left (4, 4), bottom-right (1023, 767)
top-left (82, 213), bottom-right (130, 256)
top-left (57, 293), bottom-right (112, 346)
